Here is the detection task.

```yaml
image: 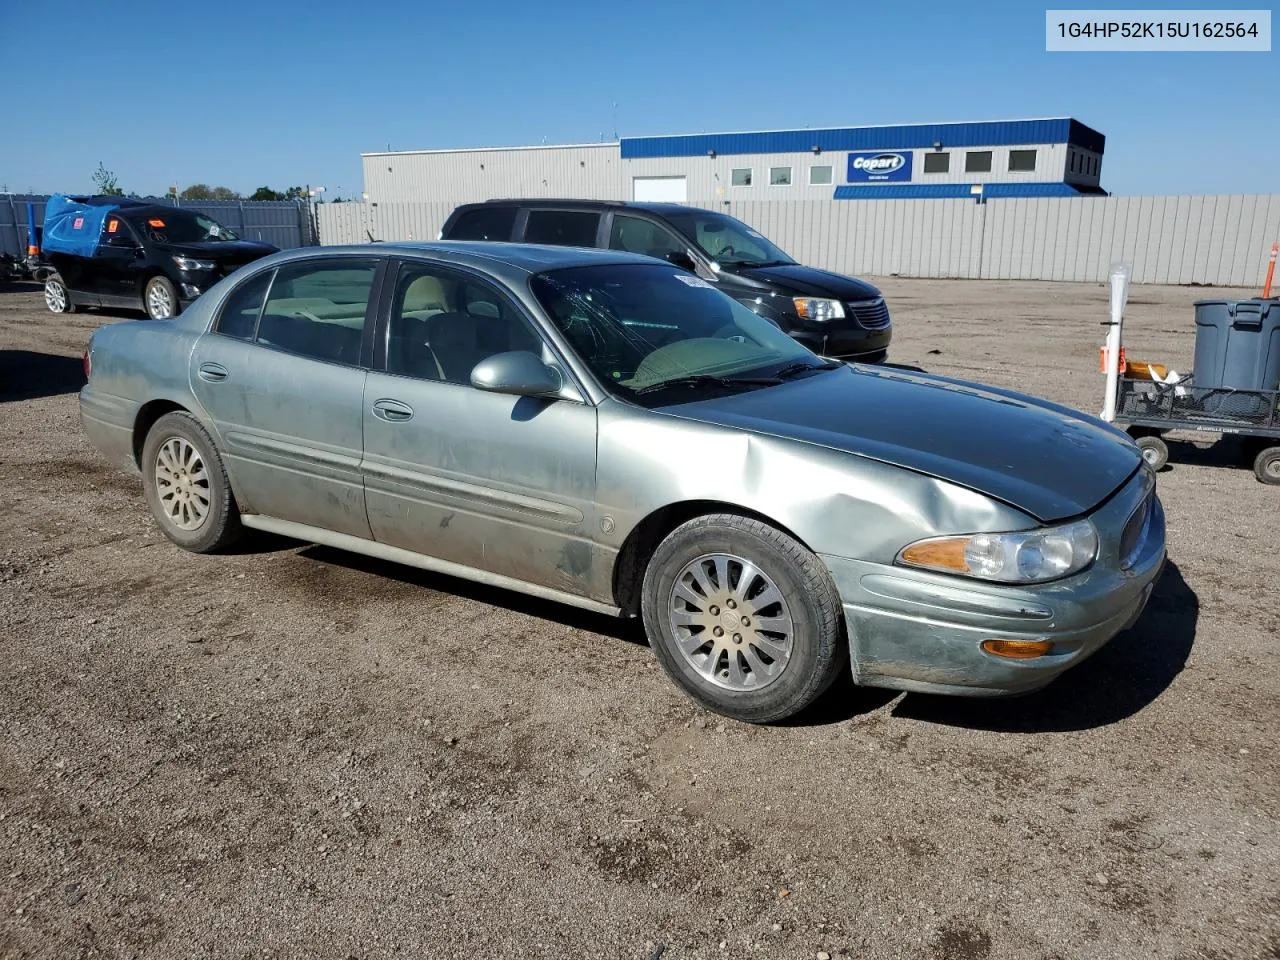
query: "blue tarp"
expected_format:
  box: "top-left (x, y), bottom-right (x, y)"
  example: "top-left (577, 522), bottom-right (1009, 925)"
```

top-left (41, 194), bottom-right (119, 257)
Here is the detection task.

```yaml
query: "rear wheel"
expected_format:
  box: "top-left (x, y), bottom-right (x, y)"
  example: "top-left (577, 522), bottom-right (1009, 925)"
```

top-left (1135, 435), bottom-right (1169, 472)
top-left (144, 275), bottom-right (179, 319)
top-left (141, 411), bottom-right (242, 552)
top-left (43, 273), bottom-right (80, 314)
top-left (1253, 446), bottom-right (1280, 485)
top-left (641, 513), bottom-right (846, 723)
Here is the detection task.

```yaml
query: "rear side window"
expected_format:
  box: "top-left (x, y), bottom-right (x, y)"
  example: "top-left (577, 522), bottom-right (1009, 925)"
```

top-left (254, 259), bottom-right (377, 365)
top-left (523, 210), bottom-right (600, 248)
top-left (216, 270), bottom-right (274, 339)
top-left (446, 206), bottom-right (517, 241)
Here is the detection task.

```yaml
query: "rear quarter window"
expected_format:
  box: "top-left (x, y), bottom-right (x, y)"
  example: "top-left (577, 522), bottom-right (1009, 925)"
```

top-left (446, 207), bottom-right (517, 241)
top-left (216, 270), bottom-right (274, 339)
top-left (523, 210), bottom-right (601, 248)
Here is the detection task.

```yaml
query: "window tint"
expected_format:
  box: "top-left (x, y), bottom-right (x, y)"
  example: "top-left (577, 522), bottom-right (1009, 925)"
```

top-left (386, 264), bottom-right (542, 384)
top-left (730, 168), bottom-right (752, 187)
top-left (923, 152), bottom-right (950, 174)
top-left (608, 215), bottom-right (686, 261)
top-left (447, 206), bottom-right (517, 241)
top-left (769, 166), bottom-right (792, 186)
top-left (216, 269), bottom-right (274, 340)
top-left (809, 165), bottom-right (833, 185)
top-left (1009, 149), bottom-right (1037, 172)
top-left (255, 259), bottom-right (376, 365)
top-left (523, 210), bottom-right (601, 248)
top-left (965, 151), bottom-right (992, 173)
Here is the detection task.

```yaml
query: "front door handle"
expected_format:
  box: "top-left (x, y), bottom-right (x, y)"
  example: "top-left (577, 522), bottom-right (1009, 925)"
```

top-left (372, 398), bottom-right (414, 422)
top-left (198, 362), bottom-right (228, 382)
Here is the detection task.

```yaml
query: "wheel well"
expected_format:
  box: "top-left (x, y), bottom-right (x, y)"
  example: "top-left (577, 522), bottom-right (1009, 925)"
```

top-left (611, 500), bottom-right (814, 616)
top-left (132, 400), bottom-right (187, 465)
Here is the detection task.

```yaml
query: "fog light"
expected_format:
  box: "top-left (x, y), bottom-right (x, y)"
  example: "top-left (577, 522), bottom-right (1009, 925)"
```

top-left (981, 639), bottom-right (1053, 660)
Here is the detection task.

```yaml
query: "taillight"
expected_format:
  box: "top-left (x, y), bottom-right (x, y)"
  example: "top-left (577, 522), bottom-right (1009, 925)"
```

top-left (82, 349), bottom-right (91, 380)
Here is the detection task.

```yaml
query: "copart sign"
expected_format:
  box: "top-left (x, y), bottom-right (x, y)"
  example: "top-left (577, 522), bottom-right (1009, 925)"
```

top-left (847, 151), bottom-right (913, 182)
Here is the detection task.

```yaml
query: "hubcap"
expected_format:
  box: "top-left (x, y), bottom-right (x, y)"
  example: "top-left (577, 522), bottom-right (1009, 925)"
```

top-left (147, 282), bottom-right (173, 318)
top-left (667, 553), bottom-right (794, 691)
top-left (44, 281), bottom-right (66, 312)
top-left (154, 437), bottom-right (210, 530)
top-left (1266, 458), bottom-right (1280, 480)
top-left (1142, 446), bottom-right (1160, 465)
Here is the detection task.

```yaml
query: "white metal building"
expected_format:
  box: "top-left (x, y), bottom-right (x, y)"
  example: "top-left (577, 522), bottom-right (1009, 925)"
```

top-left (361, 118), bottom-right (1106, 206)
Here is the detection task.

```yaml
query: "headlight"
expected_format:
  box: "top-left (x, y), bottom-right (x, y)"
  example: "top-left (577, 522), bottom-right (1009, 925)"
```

top-left (172, 256), bottom-right (215, 272)
top-left (897, 519), bottom-right (1098, 584)
top-left (793, 297), bottom-right (845, 321)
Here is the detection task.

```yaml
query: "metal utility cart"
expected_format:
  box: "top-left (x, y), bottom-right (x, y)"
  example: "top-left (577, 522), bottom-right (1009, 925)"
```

top-left (1099, 261), bottom-right (1280, 486)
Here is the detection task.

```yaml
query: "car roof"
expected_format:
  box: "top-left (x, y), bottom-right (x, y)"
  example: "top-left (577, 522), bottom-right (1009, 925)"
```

top-left (293, 241), bottom-right (664, 275)
top-left (459, 199), bottom-right (707, 217)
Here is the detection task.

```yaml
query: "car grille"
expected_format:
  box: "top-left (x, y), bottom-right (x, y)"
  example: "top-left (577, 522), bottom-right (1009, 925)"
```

top-left (846, 298), bottom-right (891, 329)
top-left (1119, 492), bottom-right (1153, 567)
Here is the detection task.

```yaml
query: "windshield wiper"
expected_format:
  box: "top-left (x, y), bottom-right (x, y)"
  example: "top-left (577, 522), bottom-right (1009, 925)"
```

top-left (635, 374), bottom-right (782, 396)
top-left (719, 258), bottom-right (791, 269)
top-left (772, 359), bottom-right (844, 380)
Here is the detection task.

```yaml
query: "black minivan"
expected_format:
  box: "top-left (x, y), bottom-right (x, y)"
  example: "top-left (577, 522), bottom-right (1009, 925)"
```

top-left (41, 196), bottom-right (277, 320)
top-left (439, 200), bottom-right (891, 361)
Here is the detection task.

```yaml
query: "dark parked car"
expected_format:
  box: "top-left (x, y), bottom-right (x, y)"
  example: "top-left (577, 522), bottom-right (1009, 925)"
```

top-left (440, 200), bottom-right (891, 361)
top-left (40, 195), bottom-right (277, 320)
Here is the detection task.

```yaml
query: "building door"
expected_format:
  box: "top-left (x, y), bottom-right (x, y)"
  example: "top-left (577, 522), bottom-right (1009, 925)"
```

top-left (632, 176), bottom-right (688, 203)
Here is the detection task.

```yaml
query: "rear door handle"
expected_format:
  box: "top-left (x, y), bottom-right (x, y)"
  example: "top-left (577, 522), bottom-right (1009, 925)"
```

top-left (198, 362), bottom-right (228, 382)
top-left (372, 398), bottom-right (414, 422)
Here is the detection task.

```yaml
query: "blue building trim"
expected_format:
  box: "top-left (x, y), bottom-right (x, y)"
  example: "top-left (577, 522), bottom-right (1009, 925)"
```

top-left (621, 119), bottom-right (1104, 159)
top-left (833, 182), bottom-right (1095, 200)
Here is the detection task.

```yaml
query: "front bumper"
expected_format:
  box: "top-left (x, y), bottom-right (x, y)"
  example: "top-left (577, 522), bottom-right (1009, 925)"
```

top-left (820, 470), bottom-right (1166, 697)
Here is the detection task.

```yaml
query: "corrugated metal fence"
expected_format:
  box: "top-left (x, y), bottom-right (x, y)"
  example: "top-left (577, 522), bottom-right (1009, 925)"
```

top-left (317, 195), bottom-right (1280, 287)
top-left (0, 195), bottom-right (317, 259)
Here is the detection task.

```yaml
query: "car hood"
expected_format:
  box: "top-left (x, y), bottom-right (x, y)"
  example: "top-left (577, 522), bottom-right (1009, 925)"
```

top-left (730, 263), bottom-right (882, 300)
top-left (156, 240), bottom-right (278, 262)
top-left (663, 365), bottom-right (1141, 523)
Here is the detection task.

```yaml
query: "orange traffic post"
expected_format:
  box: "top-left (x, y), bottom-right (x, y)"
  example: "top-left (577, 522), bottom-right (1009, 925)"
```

top-left (1264, 242), bottom-right (1278, 298)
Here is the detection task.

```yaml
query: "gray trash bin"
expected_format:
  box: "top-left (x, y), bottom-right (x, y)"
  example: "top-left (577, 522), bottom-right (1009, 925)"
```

top-left (1193, 298), bottom-right (1280, 391)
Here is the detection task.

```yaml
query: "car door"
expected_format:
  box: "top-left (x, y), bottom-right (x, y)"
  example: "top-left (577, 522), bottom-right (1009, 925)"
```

top-left (361, 258), bottom-right (600, 597)
top-left (189, 256), bottom-right (382, 538)
top-left (92, 216), bottom-right (146, 304)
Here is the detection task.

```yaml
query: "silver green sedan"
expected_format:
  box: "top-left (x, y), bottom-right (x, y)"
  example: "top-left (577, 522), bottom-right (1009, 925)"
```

top-left (79, 243), bottom-right (1166, 723)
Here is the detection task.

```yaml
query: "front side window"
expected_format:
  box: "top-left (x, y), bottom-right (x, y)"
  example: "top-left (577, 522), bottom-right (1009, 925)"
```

top-left (523, 210), bottom-right (601, 248)
top-left (965, 151), bottom-right (993, 173)
top-left (809, 165), bottom-right (833, 185)
top-left (386, 263), bottom-right (542, 384)
top-left (608, 215), bottom-right (687, 261)
top-left (1009, 149), bottom-right (1037, 172)
top-left (769, 166), bottom-right (793, 186)
top-left (730, 168), bottom-right (752, 187)
top-left (216, 269), bottom-right (274, 340)
top-left (447, 206), bottom-right (517, 241)
top-left (923, 152), bottom-right (950, 174)
top-left (531, 263), bottom-right (819, 406)
top-left (255, 259), bottom-right (377, 365)
top-left (661, 210), bottom-right (794, 269)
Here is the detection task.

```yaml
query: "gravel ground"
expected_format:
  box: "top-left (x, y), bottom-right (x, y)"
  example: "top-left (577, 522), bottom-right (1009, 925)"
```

top-left (1, 277), bottom-right (1277, 960)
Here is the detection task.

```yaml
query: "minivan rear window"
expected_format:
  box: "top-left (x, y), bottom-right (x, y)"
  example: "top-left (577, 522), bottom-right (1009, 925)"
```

top-left (523, 210), bottom-right (600, 248)
top-left (447, 206), bottom-right (517, 241)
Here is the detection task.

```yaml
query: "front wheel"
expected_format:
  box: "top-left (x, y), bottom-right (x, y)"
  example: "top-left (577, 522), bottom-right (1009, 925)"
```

top-left (1135, 435), bottom-right (1169, 472)
top-left (1254, 446), bottom-right (1280, 485)
top-left (141, 411), bottom-right (242, 552)
top-left (144, 275), bottom-right (179, 319)
top-left (641, 514), bottom-right (846, 723)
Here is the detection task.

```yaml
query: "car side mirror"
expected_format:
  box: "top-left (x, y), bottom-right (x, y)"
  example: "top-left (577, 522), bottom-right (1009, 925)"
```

top-left (664, 250), bottom-right (697, 272)
top-left (470, 350), bottom-right (563, 398)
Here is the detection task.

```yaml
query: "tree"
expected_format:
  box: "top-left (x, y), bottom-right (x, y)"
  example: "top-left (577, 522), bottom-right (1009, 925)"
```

top-left (92, 162), bottom-right (124, 196)
top-left (210, 186), bottom-right (239, 201)
top-left (180, 184), bottom-right (240, 201)
top-left (283, 186), bottom-right (308, 200)
top-left (249, 186), bottom-right (285, 201)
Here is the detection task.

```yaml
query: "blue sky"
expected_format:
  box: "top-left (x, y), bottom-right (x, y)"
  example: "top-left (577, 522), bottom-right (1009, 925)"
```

top-left (1, 0), bottom-right (1274, 198)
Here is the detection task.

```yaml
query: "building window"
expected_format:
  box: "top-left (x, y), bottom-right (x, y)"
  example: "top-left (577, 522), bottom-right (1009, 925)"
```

top-left (769, 166), bottom-right (792, 186)
top-left (964, 151), bottom-right (993, 173)
top-left (923, 152), bottom-right (950, 174)
top-left (1092, 156), bottom-right (1099, 176)
top-left (808, 165), bottom-right (833, 185)
top-left (730, 168), bottom-right (752, 187)
top-left (1070, 152), bottom-right (1077, 173)
top-left (1008, 149), bottom-right (1037, 172)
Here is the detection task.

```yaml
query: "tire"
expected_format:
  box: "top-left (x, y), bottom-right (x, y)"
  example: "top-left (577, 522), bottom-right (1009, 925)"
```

top-left (1253, 446), bottom-right (1280, 485)
top-left (43, 273), bottom-right (80, 314)
top-left (1135, 435), bottom-right (1169, 472)
top-left (640, 513), bottom-right (846, 723)
top-left (141, 411), bottom-right (242, 552)
top-left (144, 275), bottom-right (179, 320)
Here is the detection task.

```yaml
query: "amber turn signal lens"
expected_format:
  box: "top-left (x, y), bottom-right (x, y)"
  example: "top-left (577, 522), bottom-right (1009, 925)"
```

top-left (981, 639), bottom-right (1053, 660)
top-left (899, 538), bottom-right (969, 572)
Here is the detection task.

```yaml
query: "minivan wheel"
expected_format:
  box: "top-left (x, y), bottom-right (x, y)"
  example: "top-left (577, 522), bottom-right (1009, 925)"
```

top-left (141, 411), bottom-right (242, 553)
top-left (43, 273), bottom-right (79, 314)
top-left (144, 276), bottom-right (179, 319)
top-left (641, 513), bottom-right (846, 723)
